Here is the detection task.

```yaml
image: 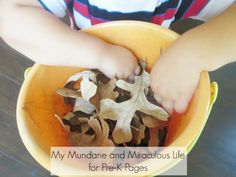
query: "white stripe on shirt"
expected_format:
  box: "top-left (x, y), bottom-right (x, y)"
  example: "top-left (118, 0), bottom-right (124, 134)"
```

top-left (88, 0), bottom-right (159, 13)
top-left (73, 9), bottom-right (92, 29)
top-left (40, 0), bottom-right (67, 18)
top-left (194, 0), bottom-right (235, 21)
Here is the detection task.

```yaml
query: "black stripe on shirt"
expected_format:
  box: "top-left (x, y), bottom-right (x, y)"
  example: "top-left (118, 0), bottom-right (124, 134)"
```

top-left (75, 0), bottom-right (153, 21)
top-left (174, 0), bottom-right (195, 20)
top-left (66, 0), bottom-right (74, 14)
top-left (89, 6), bottom-right (153, 21)
top-left (153, 0), bottom-right (180, 15)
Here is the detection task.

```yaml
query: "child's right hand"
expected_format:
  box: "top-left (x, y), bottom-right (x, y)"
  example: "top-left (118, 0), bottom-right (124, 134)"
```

top-left (98, 44), bottom-right (140, 79)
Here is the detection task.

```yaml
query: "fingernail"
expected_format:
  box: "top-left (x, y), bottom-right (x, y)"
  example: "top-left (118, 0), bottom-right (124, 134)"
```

top-left (135, 65), bottom-right (141, 75)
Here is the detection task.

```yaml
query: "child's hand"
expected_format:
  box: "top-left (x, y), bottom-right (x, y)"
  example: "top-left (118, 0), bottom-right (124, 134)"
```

top-left (98, 44), bottom-right (140, 79)
top-left (150, 1), bottom-right (236, 114)
top-left (150, 36), bottom-right (203, 114)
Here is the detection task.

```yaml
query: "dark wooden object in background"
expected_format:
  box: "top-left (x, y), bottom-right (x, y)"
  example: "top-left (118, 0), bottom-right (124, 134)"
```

top-left (0, 19), bottom-right (236, 177)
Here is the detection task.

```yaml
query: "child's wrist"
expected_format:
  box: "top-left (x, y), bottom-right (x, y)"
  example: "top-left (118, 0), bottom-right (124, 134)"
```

top-left (94, 42), bottom-right (111, 70)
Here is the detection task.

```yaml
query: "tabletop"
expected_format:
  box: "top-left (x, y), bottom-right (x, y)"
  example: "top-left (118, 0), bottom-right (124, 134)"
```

top-left (0, 19), bottom-right (235, 177)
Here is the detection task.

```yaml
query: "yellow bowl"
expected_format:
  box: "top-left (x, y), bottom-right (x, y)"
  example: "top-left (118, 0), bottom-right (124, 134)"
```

top-left (16, 21), bottom-right (217, 176)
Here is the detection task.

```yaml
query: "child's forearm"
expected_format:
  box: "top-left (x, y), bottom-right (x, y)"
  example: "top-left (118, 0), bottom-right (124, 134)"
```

top-left (0, 1), bottom-right (108, 68)
top-left (150, 2), bottom-right (236, 113)
top-left (180, 2), bottom-right (236, 71)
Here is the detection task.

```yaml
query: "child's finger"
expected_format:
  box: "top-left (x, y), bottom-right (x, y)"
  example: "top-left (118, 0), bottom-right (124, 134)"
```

top-left (162, 99), bottom-right (174, 114)
top-left (134, 64), bottom-right (141, 75)
top-left (128, 74), bottom-right (135, 83)
top-left (174, 94), bottom-right (191, 113)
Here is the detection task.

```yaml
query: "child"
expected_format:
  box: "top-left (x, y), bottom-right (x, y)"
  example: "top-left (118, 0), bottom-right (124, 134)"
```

top-left (1, 0), bottom-right (236, 113)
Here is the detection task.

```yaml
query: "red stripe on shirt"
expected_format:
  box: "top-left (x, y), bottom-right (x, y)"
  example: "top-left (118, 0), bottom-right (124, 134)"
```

top-left (183, 0), bottom-right (209, 18)
top-left (74, 1), bottom-right (90, 18)
top-left (64, 0), bottom-right (70, 4)
top-left (90, 16), bottom-right (107, 25)
top-left (151, 9), bottom-right (177, 25)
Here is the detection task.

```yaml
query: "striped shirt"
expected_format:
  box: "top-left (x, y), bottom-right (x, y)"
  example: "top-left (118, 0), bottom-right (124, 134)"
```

top-left (38, 0), bottom-right (235, 29)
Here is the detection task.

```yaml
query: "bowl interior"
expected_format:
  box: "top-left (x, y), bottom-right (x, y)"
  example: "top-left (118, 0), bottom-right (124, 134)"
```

top-left (17, 21), bottom-right (210, 171)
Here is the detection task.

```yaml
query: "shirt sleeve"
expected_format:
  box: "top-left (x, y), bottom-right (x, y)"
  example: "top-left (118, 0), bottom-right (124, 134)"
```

top-left (174, 0), bottom-right (235, 22)
top-left (194, 0), bottom-right (235, 21)
top-left (38, 0), bottom-right (67, 18)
